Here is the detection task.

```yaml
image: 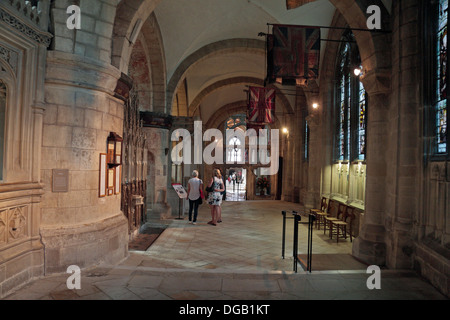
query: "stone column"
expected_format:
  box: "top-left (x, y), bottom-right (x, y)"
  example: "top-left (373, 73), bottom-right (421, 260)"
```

top-left (352, 72), bottom-right (390, 266)
top-left (384, 0), bottom-right (421, 269)
top-left (282, 118), bottom-right (294, 202)
top-left (40, 52), bottom-right (128, 273)
top-left (304, 110), bottom-right (322, 210)
top-left (292, 88), bottom-right (306, 203)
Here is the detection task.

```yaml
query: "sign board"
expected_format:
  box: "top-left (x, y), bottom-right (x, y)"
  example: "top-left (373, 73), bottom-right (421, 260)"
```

top-left (172, 183), bottom-right (187, 199)
top-left (52, 169), bottom-right (69, 193)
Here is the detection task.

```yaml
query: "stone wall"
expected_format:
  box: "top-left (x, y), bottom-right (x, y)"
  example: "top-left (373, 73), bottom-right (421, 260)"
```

top-left (51, 0), bottom-right (116, 63)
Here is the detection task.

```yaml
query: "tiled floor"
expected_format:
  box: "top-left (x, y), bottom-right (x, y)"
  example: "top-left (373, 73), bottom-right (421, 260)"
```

top-left (2, 201), bottom-right (448, 300)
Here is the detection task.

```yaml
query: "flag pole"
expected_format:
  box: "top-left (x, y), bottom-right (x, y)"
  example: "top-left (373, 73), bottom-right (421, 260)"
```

top-left (266, 23), bottom-right (391, 34)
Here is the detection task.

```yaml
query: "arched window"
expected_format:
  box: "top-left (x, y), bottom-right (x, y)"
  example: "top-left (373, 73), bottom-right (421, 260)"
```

top-left (227, 135), bottom-right (243, 163)
top-left (225, 115), bottom-right (247, 164)
top-left (0, 80), bottom-right (5, 181)
top-left (335, 31), bottom-right (367, 162)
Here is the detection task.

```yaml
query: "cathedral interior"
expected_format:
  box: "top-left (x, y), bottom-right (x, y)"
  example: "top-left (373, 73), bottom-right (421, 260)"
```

top-left (0, 0), bottom-right (449, 300)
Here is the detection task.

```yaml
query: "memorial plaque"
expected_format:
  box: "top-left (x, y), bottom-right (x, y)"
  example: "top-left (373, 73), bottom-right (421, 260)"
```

top-left (52, 169), bottom-right (69, 193)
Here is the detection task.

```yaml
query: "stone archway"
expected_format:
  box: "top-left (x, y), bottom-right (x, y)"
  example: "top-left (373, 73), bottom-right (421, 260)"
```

top-left (195, 80), bottom-right (294, 122)
top-left (112, 0), bottom-right (162, 74)
top-left (167, 38), bottom-right (266, 115)
top-left (204, 103), bottom-right (283, 201)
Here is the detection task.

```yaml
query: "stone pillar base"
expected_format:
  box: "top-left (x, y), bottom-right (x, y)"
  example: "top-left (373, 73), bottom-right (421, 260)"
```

top-left (352, 224), bottom-right (387, 267)
top-left (40, 213), bottom-right (129, 274)
top-left (414, 241), bottom-right (450, 298)
top-left (0, 241), bottom-right (44, 298)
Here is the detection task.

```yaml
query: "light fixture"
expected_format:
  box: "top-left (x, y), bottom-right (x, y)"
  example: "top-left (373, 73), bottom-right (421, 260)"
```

top-left (312, 103), bottom-right (319, 109)
top-left (282, 127), bottom-right (289, 134)
top-left (354, 67), bottom-right (363, 77)
top-left (107, 132), bottom-right (123, 167)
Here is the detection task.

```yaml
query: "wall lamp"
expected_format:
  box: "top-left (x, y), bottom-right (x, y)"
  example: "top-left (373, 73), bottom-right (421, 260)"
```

top-left (354, 67), bottom-right (363, 77)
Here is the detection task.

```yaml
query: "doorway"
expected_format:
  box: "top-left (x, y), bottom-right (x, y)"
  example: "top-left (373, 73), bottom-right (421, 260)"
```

top-left (225, 167), bottom-right (247, 202)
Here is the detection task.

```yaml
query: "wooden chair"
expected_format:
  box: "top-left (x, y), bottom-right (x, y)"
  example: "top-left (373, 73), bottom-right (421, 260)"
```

top-left (323, 200), bottom-right (338, 235)
top-left (330, 206), bottom-right (356, 243)
top-left (310, 197), bottom-right (327, 230)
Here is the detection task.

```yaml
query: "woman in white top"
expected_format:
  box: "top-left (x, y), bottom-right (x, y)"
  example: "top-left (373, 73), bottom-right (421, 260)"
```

top-left (206, 169), bottom-right (225, 226)
top-left (187, 170), bottom-right (203, 224)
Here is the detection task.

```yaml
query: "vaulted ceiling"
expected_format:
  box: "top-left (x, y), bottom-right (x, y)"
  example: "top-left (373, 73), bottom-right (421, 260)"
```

top-left (130, 0), bottom-right (392, 120)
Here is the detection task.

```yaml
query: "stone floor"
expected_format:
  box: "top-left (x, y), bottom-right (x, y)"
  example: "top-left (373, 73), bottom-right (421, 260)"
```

top-left (2, 201), bottom-right (448, 301)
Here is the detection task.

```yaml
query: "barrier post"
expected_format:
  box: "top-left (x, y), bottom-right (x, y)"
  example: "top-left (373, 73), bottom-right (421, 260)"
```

top-left (293, 211), bottom-right (301, 273)
top-left (281, 211), bottom-right (287, 259)
top-left (306, 214), bottom-right (316, 272)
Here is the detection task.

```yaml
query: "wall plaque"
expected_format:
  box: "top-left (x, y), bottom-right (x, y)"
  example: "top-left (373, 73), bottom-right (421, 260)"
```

top-left (99, 154), bottom-right (107, 197)
top-left (52, 169), bottom-right (69, 193)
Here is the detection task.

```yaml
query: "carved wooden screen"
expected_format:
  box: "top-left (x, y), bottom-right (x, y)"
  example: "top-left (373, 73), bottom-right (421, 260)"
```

top-left (121, 92), bottom-right (147, 234)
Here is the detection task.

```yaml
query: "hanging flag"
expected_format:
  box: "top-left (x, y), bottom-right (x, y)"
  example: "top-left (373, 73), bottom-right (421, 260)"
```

top-left (247, 86), bottom-right (276, 125)
top-left (267, 24), bottom-right (321, 85)
top-left (286, 0), bottom-right (317, 10)
top-left (246, 123), bottom-right (266, 133)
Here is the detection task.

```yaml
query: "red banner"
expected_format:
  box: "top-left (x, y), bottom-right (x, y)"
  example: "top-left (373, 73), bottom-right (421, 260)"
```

top-left (267, 25), bottom-right (321, 85)
top-left (247, 87), bottom-right (276, 125)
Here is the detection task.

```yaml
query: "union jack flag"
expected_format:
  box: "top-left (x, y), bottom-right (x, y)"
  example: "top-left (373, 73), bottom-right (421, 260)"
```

top-left (267, 24), bottom-right (321, 85)
top-left (247, 87), bottom-right (276, 125)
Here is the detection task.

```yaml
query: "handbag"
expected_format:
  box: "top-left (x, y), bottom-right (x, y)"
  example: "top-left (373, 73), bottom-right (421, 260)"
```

top-left (205, 184), bottom-right (214, 193)
top-left (199, 188), bottom-right (204, 205)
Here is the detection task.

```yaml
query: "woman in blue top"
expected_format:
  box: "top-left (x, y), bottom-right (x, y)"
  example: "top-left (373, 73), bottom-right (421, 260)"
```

top-left (206, 169), bottom-right (225, 226)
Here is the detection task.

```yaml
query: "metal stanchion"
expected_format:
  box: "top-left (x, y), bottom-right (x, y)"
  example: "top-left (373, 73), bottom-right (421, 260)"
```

top-left (293, 211), bottom-right (301, 273)
top-left (281, 210), bottom-right (306, 273)
top-left (306, 214), bottom-right (316, 273)
top-left (281, 211), bottom-right (287, 259)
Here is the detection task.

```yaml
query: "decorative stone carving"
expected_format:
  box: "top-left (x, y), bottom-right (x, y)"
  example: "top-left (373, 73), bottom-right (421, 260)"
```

top-left (0, 210), bottom-right (6, 244)
top-left (0, 206), bottom-right (28, 244)
top-left (0, 44), bottom-right (18, 74)
top-left (0, 7), bottom-right (52, 46)
top-left (8, 206), bottom-right (27, 240)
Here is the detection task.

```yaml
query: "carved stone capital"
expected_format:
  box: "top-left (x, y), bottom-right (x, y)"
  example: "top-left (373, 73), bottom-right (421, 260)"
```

top-left (360, 68), bottom-right (391, 96)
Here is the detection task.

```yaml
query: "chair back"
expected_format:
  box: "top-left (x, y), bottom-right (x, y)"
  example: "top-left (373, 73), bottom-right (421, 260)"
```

top-left (337, 203), bottom-right (347, 220)
top-left (345, 207), bottom-right (356, 222)
top-left (320, 197), bottom-right (328, 211)
top-left (327, 200), bottom-right (336, 215)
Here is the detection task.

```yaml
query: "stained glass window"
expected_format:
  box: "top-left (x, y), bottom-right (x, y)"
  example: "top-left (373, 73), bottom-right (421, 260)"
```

top-left (226, 114), bottom-right (247, 132)
top-left (339, 74), bottom-right (346, 160)
top-left (358, 81), bottom-right (367, 160)
top-left (335, 32), bottom-right (367, 162)
top-left (436, 0), bottom-right (448, 154)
